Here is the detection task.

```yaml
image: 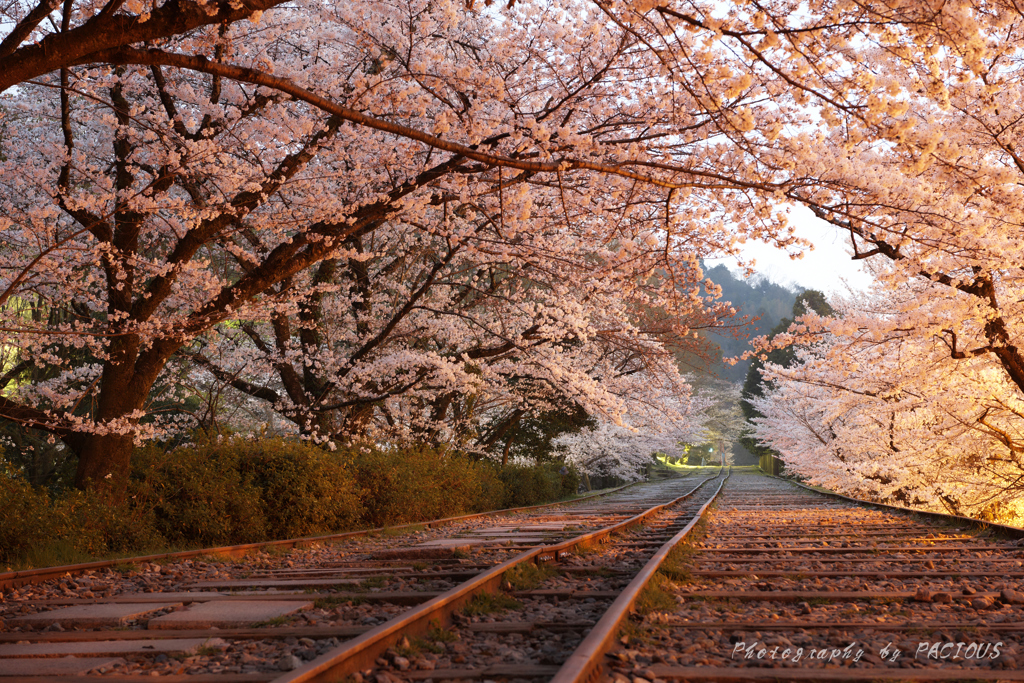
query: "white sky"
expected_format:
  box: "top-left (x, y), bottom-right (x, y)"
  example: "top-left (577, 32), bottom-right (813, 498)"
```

top-left (708, 204), bottom-right (877, 295)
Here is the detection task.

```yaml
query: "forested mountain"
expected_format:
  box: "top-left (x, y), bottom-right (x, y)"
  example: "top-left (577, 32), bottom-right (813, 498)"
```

top-left (681, 264), bottom-right (801, 382)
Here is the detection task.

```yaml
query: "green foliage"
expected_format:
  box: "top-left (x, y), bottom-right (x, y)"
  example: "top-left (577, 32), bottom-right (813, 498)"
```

top-left (495, 461), bottom-right (579, 507)
top-left (238, 440), bottom-right (362, 538)
top-left (348, 444), bottom-right (501, 527)
top-left (634, 573), bottom-right (677, 615)
top-left (0, 467), bottom-right (57, 565)
top-left (491, 402), bottom-right (596, 464)
top-left (0, 462), bottom-right (164, 567)
top-left (657, 520), bottom-right (708, 584)
top-left (131, 439), bottom-right (268, 546)
top-left (504, 561), bottom-right (557, 590)
top-left (0, 297), bottom-right (106, 490)
top-left (0, 420), bottom-right (77, 491)
top-left (132, 435), bottom-right (362, 545)
top-left (618, 619), bottom-right (662, 646)
top-left (427, 622), bottom-right (458, 643)
top-left (690, 264), bottom-right (801, 382)
top-left (1, 437), bottom-right (585, 569)
top-left (195, 641), bottom-right (224, 656)
top-left (682, 443), bottom-right (718, 466)
top-left (395, 635), bottom-right (443, 657)
top-left (462, 591), bottom-right (522, 615)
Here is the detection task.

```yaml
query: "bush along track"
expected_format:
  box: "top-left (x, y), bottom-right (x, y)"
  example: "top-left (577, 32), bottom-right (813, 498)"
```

top-left (0, 437), bottom-right (585, 573)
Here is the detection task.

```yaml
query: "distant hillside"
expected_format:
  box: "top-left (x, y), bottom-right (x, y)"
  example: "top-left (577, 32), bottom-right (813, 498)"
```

top-left (680, 263), bottom-right (800, 383)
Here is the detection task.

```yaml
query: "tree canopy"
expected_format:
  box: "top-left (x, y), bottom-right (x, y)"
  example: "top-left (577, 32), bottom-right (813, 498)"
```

top-left (3, 0), bottom-right (1024, 516)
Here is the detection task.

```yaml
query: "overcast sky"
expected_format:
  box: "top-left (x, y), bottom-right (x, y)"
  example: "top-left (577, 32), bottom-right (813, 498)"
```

top-left (708, 204), bottom-right (877, 295)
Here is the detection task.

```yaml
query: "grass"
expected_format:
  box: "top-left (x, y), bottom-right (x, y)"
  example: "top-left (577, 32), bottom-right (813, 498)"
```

top-left (10, 539), bottom-right (93, 571)
top-left (195, 641), bottom-right (224, 656)
top-left (360, 576), bottom-right (387, 589)
top-left (462, 591), bottom-right (522, 616)
top-left (313, 596), bottom-right (347, 610)
top-left (659, 544), bottom-right (699, 584)
top-left (395, 634), bottom-right (444, 657)
top-left (4, 538), bottom-right (207, 573)
top-left (570, 539), bottom-right (603, 557)
top-left (567, 567), bottom-right (615, 578)
top-left (197, 552), bottom-right (239, 564)
top-left (659, 565), bottom-right (692, 584)
top-left (634, 574), bottom-right (677, 616)
top-left (253, 615), bottom-right (293, 627)
top-left (411, 561), bottom-right (428, 571)
top-left (654, 503), bottom-right (713, 585)
top-left (618, 619), bottom-right (665, 646)
top-left (504, 562), bottom-right (557, 590)
top-left (427, 622), bottom-right (458, 643)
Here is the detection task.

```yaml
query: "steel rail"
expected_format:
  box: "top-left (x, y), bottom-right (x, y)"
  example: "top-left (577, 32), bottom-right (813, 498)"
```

top-left (0, 482), bottom-right (639, 591)
top-left (550, 467), bottom-right (731, 683)
top-left (772, 475), bottom-right (1024, 540)
top-left (275, 468), bottom-right (724, 683)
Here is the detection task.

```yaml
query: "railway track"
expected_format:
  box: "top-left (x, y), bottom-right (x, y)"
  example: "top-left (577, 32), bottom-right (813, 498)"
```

top-left (13, 466), bottom-right (1021, 682)
top-left (608, 468), bottom-right (1024, 682)
top-left (0, 467), bottom-right (727, 682)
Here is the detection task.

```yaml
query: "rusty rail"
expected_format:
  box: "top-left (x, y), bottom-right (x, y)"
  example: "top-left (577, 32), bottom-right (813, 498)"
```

top-left (550, 467), bottom-right (730, 683)
top-left (275, 468), bottom-right (724, 683)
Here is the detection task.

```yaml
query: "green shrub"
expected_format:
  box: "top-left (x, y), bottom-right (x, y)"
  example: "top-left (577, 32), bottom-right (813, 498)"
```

top-left (497, 461), bottom-right (579, 507)
top-left (131, 436), bottom-right (363, 545)
top-left (0, 462), bottom-right (164, 567)
top-left (348, 444), bottom-right (500, 527)
top-left (131, 439), bottom-right (267, 546)
top-left (1, 437), bottom-right (583, 569)
top-left (239, 440), bottom-right (360, 538)
top-left (0, 467), bottom-right (53, 565)
top-left (53, 490), bottom-right (165, 556)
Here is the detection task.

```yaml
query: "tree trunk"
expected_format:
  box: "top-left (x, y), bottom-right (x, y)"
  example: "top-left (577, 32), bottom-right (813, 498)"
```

top-left (70, 341), bottom-right (168, 497)
top-left (501, 435), bottom-right (515, 466)
top-left (73, 431), bottom-right (136, 496)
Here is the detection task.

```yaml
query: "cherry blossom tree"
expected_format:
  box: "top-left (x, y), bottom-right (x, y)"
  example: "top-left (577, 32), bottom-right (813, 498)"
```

top-left (751, 285), bottom-right (1024, 524)
top-left (10, 0), bottom-right (1021, 500)
top-left (182, 202), bottom-right (742, 451)
top-left (0, 0), bottom-right (286, 94)
top-left (2, 0), bottom-right (803, 495)
top-left (554, 393), bottom-right (710, 483)
top-left (590, 0), bottom-right (1024, 407)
